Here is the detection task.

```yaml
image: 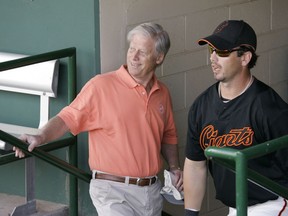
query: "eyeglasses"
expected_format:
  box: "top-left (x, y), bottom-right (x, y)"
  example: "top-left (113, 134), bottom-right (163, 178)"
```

top-left (208, 46), bottom-right (241, 57)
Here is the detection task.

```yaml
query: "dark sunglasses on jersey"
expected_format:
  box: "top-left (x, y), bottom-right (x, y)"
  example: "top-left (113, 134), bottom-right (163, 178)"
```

top-left (208, 45), bottom-right (242, 57)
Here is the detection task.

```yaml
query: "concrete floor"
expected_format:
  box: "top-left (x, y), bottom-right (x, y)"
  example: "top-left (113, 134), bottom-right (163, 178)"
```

top-left (0, 193), bottom-right (68, 216)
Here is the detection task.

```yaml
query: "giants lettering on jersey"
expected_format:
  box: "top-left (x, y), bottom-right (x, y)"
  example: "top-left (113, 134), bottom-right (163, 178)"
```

top-left (199, 125), bottom-right (254, 150)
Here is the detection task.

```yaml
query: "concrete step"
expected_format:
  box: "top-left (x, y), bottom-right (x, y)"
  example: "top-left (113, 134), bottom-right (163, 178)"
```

top-left (0, 193), bottom-right (68, 216)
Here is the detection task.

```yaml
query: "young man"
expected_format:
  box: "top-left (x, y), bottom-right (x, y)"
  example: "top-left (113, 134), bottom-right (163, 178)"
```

top-left (184, 20), bottom-right (288, 216)
top-left (14, 23), bottom-right (183, 216)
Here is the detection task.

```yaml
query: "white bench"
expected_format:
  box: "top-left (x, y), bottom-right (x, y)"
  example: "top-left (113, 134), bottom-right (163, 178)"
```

top-left (0, 51), bottom-right (59, 150)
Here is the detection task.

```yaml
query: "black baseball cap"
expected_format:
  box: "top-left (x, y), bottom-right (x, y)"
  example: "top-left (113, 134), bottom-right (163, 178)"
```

top-left (198, 20), bottom-right (257, 51)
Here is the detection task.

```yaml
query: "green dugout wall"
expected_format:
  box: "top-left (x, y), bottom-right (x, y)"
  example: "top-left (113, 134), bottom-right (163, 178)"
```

top-left (0, 1), bottom-right (100, 215)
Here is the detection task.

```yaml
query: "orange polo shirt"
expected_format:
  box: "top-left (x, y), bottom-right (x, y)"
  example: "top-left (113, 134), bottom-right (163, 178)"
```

top-left (58, 65), bottom-right (177, 177)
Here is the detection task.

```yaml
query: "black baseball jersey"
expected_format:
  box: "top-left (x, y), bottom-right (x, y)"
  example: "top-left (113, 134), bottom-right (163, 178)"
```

top-left (186, 77), bottom-right (288, 207)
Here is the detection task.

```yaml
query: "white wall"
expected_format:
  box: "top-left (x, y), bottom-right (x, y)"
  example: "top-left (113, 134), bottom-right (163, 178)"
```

top-left (99, 0), bottom-right (288, 215)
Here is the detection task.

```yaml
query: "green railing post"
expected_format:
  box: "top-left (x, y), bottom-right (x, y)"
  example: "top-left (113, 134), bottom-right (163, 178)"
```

top-left (205, 135), bottom-right (288, 216)
top-left (68, 50), bottom-right (78, 216)
top-left (235, 152), bottom-right (247, 216)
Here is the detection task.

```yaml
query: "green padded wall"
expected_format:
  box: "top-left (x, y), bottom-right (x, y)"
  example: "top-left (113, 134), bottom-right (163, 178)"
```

top-left (0, 1), bottom-right (100, 215)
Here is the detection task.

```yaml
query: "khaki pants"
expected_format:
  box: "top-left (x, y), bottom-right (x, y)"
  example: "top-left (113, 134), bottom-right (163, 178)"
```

top-left (89, 178), bottom-right (163, 216)
top-left (228, 197), bottom-right (288, 216)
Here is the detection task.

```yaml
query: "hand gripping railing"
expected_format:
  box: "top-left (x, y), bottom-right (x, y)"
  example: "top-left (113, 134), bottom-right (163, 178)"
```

top-left (0, 131), bottom-right (91, 215)
top-left (0, 131), bottom-right (92, 183)
top-left (0, 48), bottom-right (91, 216)
top-left (205, 135), bottom-right (288, 216)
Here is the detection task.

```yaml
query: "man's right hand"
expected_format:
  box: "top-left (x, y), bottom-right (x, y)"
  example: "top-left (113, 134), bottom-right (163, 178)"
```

top-left (13, 134), bottom-right (42, 158)
top-left (13, 116), bottom-right (70, 158)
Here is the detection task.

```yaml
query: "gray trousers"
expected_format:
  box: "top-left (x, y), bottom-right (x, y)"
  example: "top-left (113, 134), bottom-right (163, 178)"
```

top-left (89, 178), bottom-right (163, 216)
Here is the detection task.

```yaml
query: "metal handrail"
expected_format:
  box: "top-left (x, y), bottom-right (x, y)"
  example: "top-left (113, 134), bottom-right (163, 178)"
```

top-left (0, 48), bottom-right (90, 216)
top-left (0, 130), bottom-right (91, 183)
top-left (205, 135), bottom-right (288, 216)
top-left (0, 137), bottom-right (74, 165)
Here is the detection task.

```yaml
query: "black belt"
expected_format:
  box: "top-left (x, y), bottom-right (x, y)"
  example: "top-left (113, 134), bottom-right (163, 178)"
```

top-left (93, 173), bottom-right (157, 186)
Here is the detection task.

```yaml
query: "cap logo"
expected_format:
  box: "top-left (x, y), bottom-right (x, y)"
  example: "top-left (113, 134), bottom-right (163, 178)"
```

top-left (214, 20), bottom-right (229, 34)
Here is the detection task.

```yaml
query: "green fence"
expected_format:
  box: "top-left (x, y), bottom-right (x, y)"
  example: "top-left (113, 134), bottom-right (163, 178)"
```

top-left (205, 135), bottom-right (288, 216)
top-left (0, 48), bottom-right (91, 216)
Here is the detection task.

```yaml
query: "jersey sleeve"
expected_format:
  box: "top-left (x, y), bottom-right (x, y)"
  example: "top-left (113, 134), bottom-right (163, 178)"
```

top-left (58, 77), bottom-right (98, 135)
top-left (185, 103), bottom-right (206, 161)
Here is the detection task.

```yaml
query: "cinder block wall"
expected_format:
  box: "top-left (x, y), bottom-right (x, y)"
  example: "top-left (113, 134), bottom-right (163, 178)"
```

top-left (99, 0), bottom-right (288, 215)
